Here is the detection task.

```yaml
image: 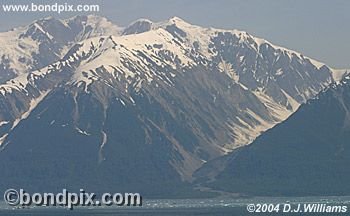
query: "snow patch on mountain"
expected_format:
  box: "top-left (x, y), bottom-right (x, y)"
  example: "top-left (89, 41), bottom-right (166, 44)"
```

top-left (0, 134), bottom-right (8, 146)
top-left (0, 55), bottom-right (76, 95)
top-left (75, 127), bottom-right (91, 136)
top-left (225, 108), bottom-right (276, 150)
top-left (0, 27), bottom-right (40, 74)
top-left (69, 29), bottom-right (196, 92)
top-left (218, 60), bottom-right (239, 82)
top-left (98, 130), bottom-right (107, 163)
top-left (332, 69), bottom-right (349, 82)
top-left (0, 121), bottom-right (9, 127)
top-left (254, 91), bottom-right (297, 121)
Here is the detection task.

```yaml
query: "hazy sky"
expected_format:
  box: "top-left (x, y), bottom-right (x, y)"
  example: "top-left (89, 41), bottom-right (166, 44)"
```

top-left (0, 0), bottom-right (349, 69)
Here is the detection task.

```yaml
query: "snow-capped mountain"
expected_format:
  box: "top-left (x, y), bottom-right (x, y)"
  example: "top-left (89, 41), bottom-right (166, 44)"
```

top-left (195, 74), bottom-right (350, 196)
top-left (0, 15), bottom-right (348, 196)
top-left (0, 15), bottom-right (121, 83)
top-left (121, 16), bottom-right (350, 147)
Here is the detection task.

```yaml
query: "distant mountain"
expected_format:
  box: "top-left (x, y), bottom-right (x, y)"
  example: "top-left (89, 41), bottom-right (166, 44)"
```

top-left (0, 15), bottom-right (121, 83)
top-left (0, 15), bottom-right (347, 197)
top-left (196, 75), bottom-right (350, 196)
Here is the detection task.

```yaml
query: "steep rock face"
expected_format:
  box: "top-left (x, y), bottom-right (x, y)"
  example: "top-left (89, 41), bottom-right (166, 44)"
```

top-left (0, 16), bottom-right (347, 197)
top-left (124, 17), bottom-right (335, 103)
top-left (0, 32), bottom-right (273, 193)
top-left (160, 17), bottom-right (333, 104)
top-left (197, 76), bottom-right (350, 196)
top-left (121, 17), bottom-right (343, 147)
top-left (0, 86), bottom-right (193, 196)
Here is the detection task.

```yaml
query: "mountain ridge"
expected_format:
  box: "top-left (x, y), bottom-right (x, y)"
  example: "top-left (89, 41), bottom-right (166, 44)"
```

top-left (196, 74), bottom-right (350, 196)
top-left (1, 15), bottom-right (346, 150)
top-left (0, 15), bottom-right (348, 197)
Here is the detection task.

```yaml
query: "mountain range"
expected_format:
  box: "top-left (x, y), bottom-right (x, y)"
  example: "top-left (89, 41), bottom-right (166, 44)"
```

top-left (0, 15), bottom-right (348, 197)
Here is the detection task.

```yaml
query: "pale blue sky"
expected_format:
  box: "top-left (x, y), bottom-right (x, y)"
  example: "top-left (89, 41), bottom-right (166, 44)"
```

top-left (0, 0), bottom-right (349, 69)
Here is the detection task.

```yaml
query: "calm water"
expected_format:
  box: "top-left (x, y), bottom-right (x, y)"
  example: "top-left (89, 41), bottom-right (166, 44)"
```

top-left (0, 196), bottom-right (349, 215)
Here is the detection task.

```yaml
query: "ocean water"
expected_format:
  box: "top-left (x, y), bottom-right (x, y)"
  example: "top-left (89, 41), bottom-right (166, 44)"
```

top-left (0, 196), bottom-right (349, 216)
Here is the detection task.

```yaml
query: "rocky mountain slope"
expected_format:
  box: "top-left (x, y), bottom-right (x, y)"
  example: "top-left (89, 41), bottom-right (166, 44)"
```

top-left (0, 15), bottom-right (347, 196)
top-left (196, 75), bottom-right (350, 196)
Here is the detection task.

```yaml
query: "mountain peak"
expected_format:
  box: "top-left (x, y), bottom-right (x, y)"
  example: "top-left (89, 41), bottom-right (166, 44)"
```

top-left (122, 18), bottom-right (154, 35)
top-left (167, 16), bottom-right (191, 26)
top-left (85, 14), bottom-right (112, 24)
top-left (132, 18), bottom-right (153, 24)
top-left (169, 16), bottom-right (185, 22)
top-left (170, 16), bottom-right (184, 22)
